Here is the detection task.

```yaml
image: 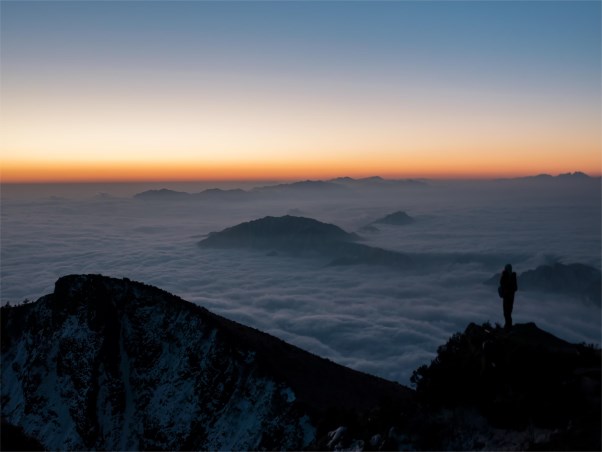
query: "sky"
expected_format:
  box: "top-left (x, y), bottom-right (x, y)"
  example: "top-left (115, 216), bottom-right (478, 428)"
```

top-left (1, 1), bottom-right (601, 182)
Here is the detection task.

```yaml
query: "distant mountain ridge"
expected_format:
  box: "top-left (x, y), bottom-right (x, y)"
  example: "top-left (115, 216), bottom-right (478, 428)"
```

top-left (496, 171), bottom-right (598, 182)
top-left (133, 172), bottom-right (596, 200)
top-left (135, 188), bottom-right (248, 201)
top-left (532, 171), bottom-right (591, 179)
top-left (252, 180), bottom-right (347, 193)
top-left (134, 188), bottom-right (191, 200)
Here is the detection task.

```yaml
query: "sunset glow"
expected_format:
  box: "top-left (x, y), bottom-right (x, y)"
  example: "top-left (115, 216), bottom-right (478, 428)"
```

top-left (1, 1), bottom-right (600, 182)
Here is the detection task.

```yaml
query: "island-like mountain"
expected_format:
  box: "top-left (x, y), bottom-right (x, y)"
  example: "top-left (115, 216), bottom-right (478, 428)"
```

top-left (2, 275), bottom-right (599, 451)
top-left (198, 215), bottom-right (412, 267)
top-left (486, 262), bottom-right (601, 306)
top-left (199, 215), bottom-right (358, 248)
top-left (371, 210), bottom-right (415, 226)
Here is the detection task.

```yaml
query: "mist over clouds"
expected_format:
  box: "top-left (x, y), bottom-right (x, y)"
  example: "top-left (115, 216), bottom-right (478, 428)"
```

top-left (1, 177), bottom-right (600, 384)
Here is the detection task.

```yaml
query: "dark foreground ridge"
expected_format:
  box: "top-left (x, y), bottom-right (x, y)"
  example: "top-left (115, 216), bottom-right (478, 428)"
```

top-left (1, 274), bottom-right (411, 451)
top-left (2, 275), bottom-right (600, 451)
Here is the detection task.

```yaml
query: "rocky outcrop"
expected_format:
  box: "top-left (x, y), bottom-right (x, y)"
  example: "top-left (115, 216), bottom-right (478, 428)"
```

top-left (410, 322), bottom-right (601, 450)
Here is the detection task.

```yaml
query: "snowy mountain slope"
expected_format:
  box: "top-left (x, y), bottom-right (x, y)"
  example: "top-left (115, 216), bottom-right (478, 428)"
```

top-left (1, 274), bottom-right (412, 451)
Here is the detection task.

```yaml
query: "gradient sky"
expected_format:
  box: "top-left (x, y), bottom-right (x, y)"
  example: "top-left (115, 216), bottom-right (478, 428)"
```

top-left (1, 1), bottom-right (600, 182)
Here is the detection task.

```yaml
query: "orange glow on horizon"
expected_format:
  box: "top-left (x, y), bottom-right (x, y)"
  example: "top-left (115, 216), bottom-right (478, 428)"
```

top-left (2, 156), bottom-right (600, 183)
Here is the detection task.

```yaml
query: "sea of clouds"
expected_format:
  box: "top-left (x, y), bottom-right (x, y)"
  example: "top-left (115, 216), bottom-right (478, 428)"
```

top-left (1, 178), bottom-right (600, 384)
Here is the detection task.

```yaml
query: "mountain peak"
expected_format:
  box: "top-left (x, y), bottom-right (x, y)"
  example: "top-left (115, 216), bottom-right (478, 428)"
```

top-left (372, 210), bottom-right (415, 226)
top-left (2, 274), bottom-right (412, 451)
top-left (134, 188), bottom-right (190, 200)
top-left (52, 274), bottom-right (187, 317)
top-left (199, 215), bottom-right (359, 251)
top-left (557, 171), bottom-right (590, 178)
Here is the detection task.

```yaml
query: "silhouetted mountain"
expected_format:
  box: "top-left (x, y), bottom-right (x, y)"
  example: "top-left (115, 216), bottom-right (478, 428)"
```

top-left (199, 215), bottom-right (358, 249)
top-left (134, 188), bottom-right (249, 202)
top-left (132, 177), bottom-right (429, 202)
top-left (194, 188), bottom-right (249, 201)
top-left (331, 176), bottom-right (385, 185)
top-left (486, 262), bottom-right (601, 306)
top-left (497, 171), bottom-right (598, 183)
top-left (556, 171), bottom-right (591, 179)
top-left (371, 210), bottom-right (415, 226)
top-left (134, 188), bottom-right (191, 200)
top-left (330, 176), bottom-right (426, 188)
top-left (198, 215), bottom-right (413, 267)
top-left (253, 180), bottom-right (348, 194)
top-left (1, 275), bottom-right (412, 451)
top-left (3, 277), bottom-right (599, 450)
top-left (131, 174), bottom-right (597, 203)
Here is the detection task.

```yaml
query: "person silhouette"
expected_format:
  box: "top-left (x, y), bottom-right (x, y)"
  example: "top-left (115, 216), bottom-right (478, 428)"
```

top-left (499, 264), bottom-right (518, 330)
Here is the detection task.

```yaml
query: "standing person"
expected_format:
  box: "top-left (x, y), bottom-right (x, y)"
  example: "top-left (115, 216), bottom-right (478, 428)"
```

top-left (499, 264), bottom-right (518, 330)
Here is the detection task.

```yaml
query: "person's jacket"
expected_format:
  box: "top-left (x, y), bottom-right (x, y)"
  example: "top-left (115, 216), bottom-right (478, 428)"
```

top-left (499, 271), bottom-right (518, 298)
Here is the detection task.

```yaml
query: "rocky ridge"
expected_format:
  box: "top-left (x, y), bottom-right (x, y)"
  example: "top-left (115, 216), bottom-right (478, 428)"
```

top-left (1, 274), bottom-right (411, 451)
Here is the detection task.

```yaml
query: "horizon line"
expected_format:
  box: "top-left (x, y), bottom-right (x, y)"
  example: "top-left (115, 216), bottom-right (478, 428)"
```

top-left (1, 171), bottom-right (598, 185)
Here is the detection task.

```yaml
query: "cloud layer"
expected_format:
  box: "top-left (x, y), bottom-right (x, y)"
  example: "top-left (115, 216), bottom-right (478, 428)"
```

top-left (1, 179), bottom-right (600, 384)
